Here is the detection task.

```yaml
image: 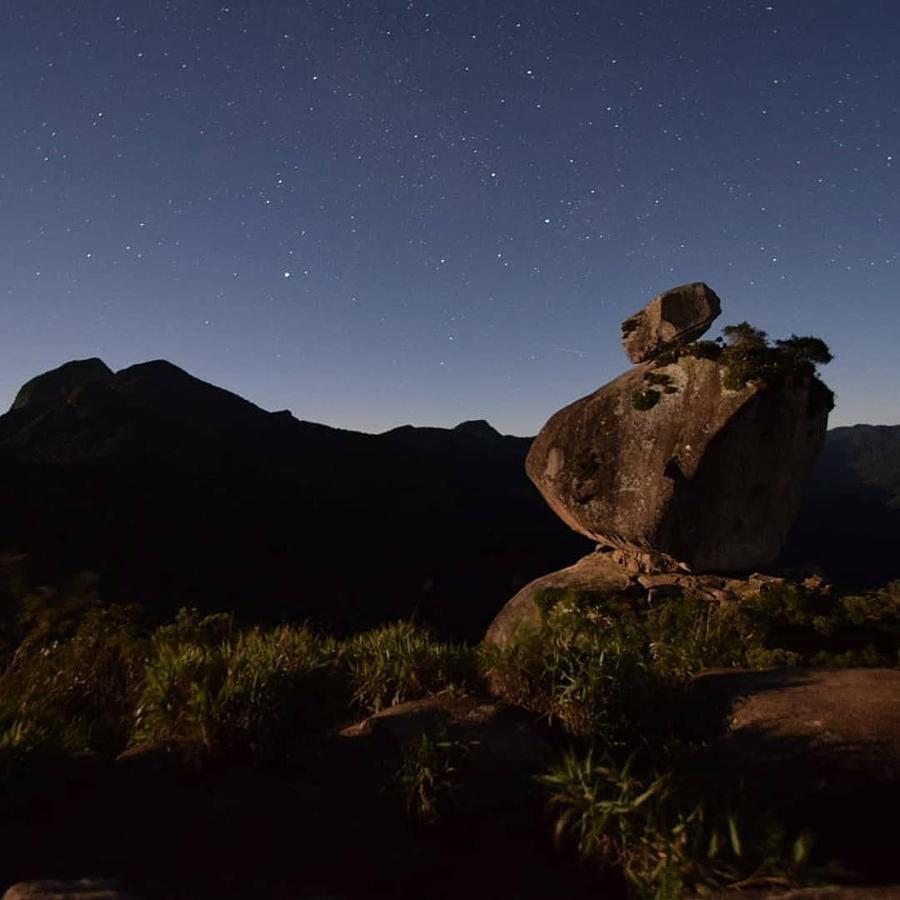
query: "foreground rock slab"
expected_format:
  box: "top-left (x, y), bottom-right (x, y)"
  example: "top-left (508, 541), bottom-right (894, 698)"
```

top-left (621, 281), bottom-right (721, 363)
top-left (691, 667), bottom-right (900, 775)
top-left (689, 668), bottom-right (900, 884)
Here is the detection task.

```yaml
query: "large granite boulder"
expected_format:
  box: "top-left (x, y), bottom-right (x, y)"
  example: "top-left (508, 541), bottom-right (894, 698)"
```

top-left (621, 282), bottom-right (721, 364)
top-left (10, 358), bottom-right (113, 413)
top-left (526, 353), bottom-right (831, 572)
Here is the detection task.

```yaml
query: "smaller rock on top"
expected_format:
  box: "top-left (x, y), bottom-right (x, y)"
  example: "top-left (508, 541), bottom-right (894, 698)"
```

top-left (621, 282), bottom-right (721, 364)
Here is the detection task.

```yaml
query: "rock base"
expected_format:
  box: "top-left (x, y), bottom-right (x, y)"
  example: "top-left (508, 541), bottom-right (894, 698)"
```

top-left (485, 546), bottom-right (806, 647)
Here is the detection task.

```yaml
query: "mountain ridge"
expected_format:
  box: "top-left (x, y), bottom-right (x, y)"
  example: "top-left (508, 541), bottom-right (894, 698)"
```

top-left (0, 358), bottom-right (586, 639)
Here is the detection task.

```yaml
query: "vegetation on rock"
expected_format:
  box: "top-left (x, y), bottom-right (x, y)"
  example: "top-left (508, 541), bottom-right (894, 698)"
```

top-left (487, 582), bottom-right (900, 732)
top-left (631, 388), bottom-right (661, 411)
top-left (635, 320), bottom-right (835, 412)
top-left (344, 621), bottom-right (482, 712)
top-left (677, 322), bottom-right (834, 394)
top-left (717, 322), bottom-right (833, 394)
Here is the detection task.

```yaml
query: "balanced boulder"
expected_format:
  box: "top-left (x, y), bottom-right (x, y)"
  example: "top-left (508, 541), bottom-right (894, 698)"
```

top-left (525, 285), bottom-right (832, 573)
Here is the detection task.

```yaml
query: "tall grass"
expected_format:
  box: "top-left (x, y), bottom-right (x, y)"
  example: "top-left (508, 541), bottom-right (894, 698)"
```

top-left (0, 605), bottom-right (486, 763)
top-left (129, 616), bottom-right (485, 756)
top-left (487, 582), bottom-right (900, 742)
top-left (0, 580), bottom-right (895, 764)
top-left (0, 605), bottom-right (145, 754)
top-left (135, 624), bottom-right (346, 758)
top-left (393, 729), bottom-right (474, 824)
top-left (539, 748), bottom-right (825, 899)
top-left (485, 591), bottom-right (665, 740)
top-left (343, 621), bottom-right (482, 713)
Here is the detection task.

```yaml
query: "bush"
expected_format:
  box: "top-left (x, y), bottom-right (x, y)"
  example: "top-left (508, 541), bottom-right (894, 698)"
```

top-left (646, 320), bottom-right (834, 411)
top-left (0, 604), bottom-right (145, 755)
top-left (151, 606), bottom-right (234, 649)
top-left (0, 555), bottom-right (107, 666)
top-left (135, 624), bottom-right (347, 758)
top-left (485, 591), bottom-right (661, 740)
top-left (742, 581), bottom-right (900, 667)
top-left (683, 339), bottom-right (722, 361)
top-left (718, 322), bottom-right (833, 399)
top-left (343, 621), bottom-right (482, 713)
top-left (641, 592), bottom-right (748, 679)
top-left (631, 389), bottom-right (660, 411)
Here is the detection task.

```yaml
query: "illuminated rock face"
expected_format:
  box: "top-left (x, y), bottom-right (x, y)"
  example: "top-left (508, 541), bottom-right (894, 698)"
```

top-left (526, 353), bottom-right (830, 572)
top-left (621, 281), bottom-right (721, 364)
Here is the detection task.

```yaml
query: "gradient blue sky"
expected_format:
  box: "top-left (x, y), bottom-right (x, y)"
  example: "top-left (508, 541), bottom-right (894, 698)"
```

top-left (2, 0), bottom-right (897, 434)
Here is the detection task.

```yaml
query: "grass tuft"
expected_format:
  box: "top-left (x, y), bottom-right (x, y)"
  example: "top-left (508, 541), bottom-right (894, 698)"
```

top-left (343, 621), bottom-right (482, 713)
top-left (134, 623), bottom-right (346, 759)
top-left (539, 747), bottom-right (832, 898)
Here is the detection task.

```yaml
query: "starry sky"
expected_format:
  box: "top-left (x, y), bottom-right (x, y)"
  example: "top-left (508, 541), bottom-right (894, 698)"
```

top-left (2, 1), bottom-right (898, 434)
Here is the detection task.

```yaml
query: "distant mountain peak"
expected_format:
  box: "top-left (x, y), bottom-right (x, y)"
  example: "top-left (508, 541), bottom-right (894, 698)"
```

top-left (110, 358), bottom-right (267, 430)
top-left (4, 357), bottom-right (273, 452)
top-left (10, 357), bottom-right (113, 413)
top-left (116, 358), bottom-right (189, 376)
top-left (453, 419), bottom-right (501, 439)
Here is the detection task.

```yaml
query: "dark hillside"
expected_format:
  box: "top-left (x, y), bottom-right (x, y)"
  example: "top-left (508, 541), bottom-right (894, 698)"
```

top-left (784, 424), bottom-right (900, 586)
top-left (0, 359), bottom-right (588, 639)
top-left (2, 358), bottom-right (898, 634)
top-left (817, 423), bottom-right (900, 504)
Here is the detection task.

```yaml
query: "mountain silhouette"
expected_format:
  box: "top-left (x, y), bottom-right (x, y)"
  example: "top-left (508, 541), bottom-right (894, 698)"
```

top-left (0, 358), bottom-right (588, 638)
top-left (784, 423), bottom-right (900, 588)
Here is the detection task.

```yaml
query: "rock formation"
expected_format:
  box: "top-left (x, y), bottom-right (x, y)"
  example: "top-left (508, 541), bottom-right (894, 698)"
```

top-left (487, 282), bottom-right (833, 645)
top-left (621, 281), bottom-right (721, 363)
top-left (526, 352), bottom-right (831, 572)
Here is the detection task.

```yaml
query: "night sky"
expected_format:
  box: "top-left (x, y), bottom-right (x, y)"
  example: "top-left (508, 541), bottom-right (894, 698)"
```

top-left (2, 1), bottom-right (898, 434)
